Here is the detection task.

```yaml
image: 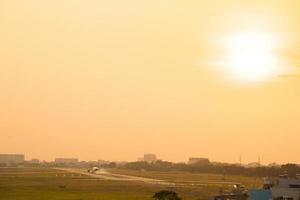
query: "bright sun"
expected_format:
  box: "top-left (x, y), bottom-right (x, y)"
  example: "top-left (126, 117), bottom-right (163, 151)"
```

top-left (225, 32), bottom-right (279, 82)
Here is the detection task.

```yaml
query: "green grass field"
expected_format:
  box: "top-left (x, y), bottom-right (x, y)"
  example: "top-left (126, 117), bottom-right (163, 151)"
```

top-left (0, 168), bottom-right (261, 200)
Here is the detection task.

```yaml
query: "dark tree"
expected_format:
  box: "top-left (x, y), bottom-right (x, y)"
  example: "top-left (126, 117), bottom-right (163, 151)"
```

top-left (152, 190), bottom-right (182, 200)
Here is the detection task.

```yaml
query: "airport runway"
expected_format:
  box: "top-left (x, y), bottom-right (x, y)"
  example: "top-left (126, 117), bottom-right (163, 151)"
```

top-left (57, 168), bottom-right (174, 186)
top-left (57, 168), bottom-right (241, 188)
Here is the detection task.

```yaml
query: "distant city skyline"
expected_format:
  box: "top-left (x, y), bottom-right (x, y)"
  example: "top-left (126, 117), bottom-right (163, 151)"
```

top-left (0, 153), bottom-right (295, 166)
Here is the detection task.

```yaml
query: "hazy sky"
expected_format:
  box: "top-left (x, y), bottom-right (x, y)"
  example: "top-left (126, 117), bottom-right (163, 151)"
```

top-left (1, 0), bottom-right (300, 164)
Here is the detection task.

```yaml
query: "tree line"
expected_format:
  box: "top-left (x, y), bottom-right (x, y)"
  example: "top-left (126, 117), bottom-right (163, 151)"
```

top-left (118, 160), bottom-right (300, 177)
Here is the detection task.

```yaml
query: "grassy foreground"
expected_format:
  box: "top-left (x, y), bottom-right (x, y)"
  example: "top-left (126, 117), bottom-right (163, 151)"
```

top-left (0, 168), bottom-right (261, 200)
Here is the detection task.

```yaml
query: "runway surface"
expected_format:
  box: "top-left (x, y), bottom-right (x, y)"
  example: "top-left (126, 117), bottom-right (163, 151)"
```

top-left (57, 168), bottom-right (174, 185)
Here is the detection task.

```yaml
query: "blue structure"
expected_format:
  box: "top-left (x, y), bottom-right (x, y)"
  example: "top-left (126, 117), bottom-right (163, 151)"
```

top-left (249, 189), bottom-right (272, 200)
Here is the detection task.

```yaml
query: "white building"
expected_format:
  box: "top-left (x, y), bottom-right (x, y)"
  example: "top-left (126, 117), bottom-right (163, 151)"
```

top-left (271, 177), bottom-right (300, 199)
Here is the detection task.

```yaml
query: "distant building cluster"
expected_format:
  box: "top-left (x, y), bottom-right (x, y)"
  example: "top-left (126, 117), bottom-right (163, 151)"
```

top-left (0, 153), bottom-right (117, 168)
top-left (0, 154), bottom-right (24, 164)
top-left (246, 162), bottom-right (261, 168)
top-left (27, 159), bottom-right (40, 164)
top-left (54, 158), bottom-right (79, 164)
top-left (188, 157), bottom-right (210, 165)
top-left (138, 154), bottom-right (157, 163)
top-left (214, 175), bottom-right (300, 200)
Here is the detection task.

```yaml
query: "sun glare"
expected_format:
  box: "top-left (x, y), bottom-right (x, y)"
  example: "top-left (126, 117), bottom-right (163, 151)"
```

top-left (225, 33), bottom-right (279, 82)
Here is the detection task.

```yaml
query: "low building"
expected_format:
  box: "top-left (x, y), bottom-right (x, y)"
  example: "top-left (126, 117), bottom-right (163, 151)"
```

top-left (214, 175), bottom-right (300, 200)
top-left (268, 162), bottom-right (281, 168)
top-left (247, 162), bottom-right (261, 168)
top-left (98, 160), bottom-right (110, 165)
top-left (54, 158), bottom-right (78, 164)
top-left (138, 154), bottom-right (157, 163)
top-left (271, 177), bottom-right (300, 199)
top-left (188, 157), bottom-right (210, 165)
top-left (0, 154), bottom-right (25, 164)
top-left (27, 159), bottom-right (40, 164)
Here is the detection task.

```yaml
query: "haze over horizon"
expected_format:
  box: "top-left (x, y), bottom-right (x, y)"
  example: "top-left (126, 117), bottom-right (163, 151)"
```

top-left (1, 0), bottom-right (300, 164)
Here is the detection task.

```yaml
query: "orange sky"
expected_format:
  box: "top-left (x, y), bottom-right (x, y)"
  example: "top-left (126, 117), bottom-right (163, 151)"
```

top-left (1, 0), bottom-right (300, 164)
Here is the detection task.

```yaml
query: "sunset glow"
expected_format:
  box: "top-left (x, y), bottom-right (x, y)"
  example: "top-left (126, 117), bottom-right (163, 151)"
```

top-left (225, 33), bottom-right (280, 82)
